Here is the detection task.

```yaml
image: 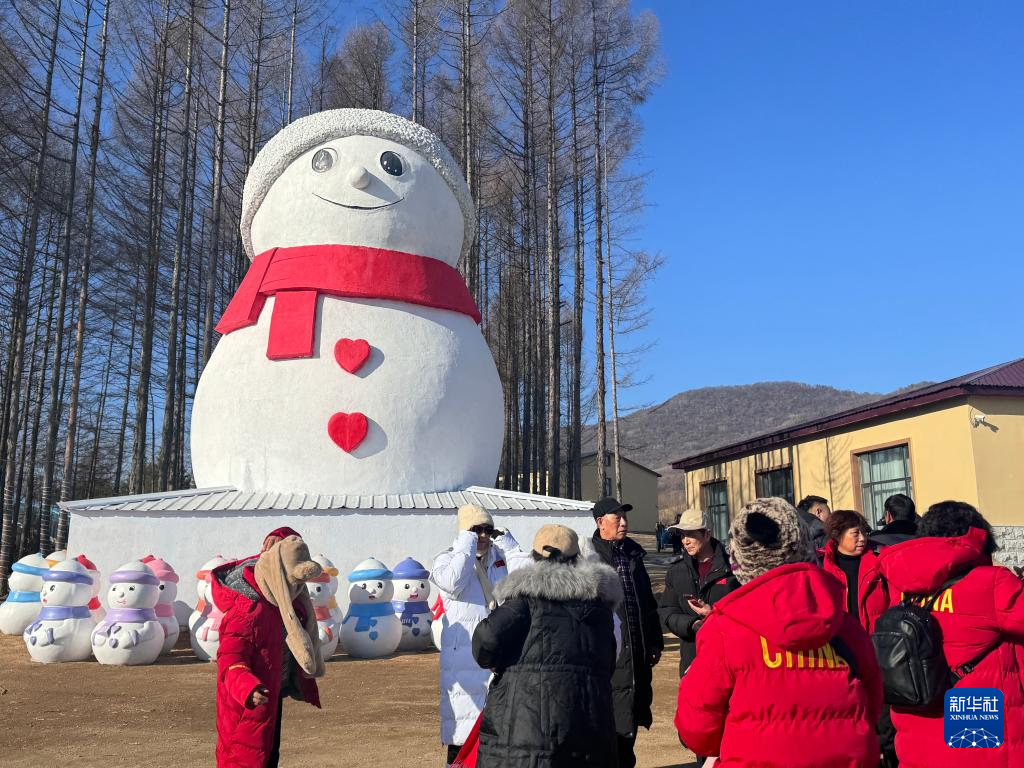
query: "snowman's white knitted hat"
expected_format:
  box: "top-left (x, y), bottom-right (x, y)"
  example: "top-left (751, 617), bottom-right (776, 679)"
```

top-left (240, 108), bottom-right (475, 263)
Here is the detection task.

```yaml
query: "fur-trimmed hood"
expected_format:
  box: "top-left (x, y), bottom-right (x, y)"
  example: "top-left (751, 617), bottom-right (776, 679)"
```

top-left (494, 559), bottom-right (623, 610)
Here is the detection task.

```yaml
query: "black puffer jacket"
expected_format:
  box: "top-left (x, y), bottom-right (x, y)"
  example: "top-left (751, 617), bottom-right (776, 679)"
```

top-left (798, 510), bottom-right (827, 563)
top-left (870, 517), bottom-right (919, 548)
top-left (658, 538), bottom-right (739, 675)
top-left (472, 559), bottom-right (623, 768)
top-left (586, 532), bottom-right (663, 737)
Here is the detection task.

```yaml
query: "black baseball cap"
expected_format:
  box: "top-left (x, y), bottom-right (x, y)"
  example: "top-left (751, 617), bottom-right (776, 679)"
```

top-left (592, 496), bottom-right (633, 519)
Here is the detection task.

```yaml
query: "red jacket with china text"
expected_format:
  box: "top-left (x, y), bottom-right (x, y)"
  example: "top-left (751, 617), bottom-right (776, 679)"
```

top-left (879, 527), bottom-right (1024, 768)
top-left (675, 563), bottom-right (882, 767)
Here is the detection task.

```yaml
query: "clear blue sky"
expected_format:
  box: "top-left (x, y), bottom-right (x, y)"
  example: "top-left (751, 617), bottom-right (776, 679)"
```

top-left (624, 1), bottom-right (1024, 410)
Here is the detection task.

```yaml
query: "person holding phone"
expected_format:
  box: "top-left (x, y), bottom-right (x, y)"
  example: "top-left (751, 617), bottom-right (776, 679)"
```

top-left (659, 508), bottom-right (739, 679)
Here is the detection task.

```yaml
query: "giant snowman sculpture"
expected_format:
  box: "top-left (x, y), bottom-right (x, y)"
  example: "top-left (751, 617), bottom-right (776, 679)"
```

top-left (61, 110), bottom-right (595, 619)
top-left (191, 109), bottom-right (503, 495)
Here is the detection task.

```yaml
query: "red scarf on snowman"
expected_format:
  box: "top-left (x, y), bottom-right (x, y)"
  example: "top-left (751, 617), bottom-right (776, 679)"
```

top-left (216, 244), bottom-right (481, 360)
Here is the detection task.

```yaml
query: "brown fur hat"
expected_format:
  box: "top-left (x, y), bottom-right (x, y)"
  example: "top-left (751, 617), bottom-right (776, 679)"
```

top-left (729, 497), bottom-right (815, 584)
top-left (254, 536), bottom-right (325, 678)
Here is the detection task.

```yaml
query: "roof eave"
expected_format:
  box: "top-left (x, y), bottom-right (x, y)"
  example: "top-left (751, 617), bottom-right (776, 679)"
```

top-left (672, 386), bottom-right (988, 471)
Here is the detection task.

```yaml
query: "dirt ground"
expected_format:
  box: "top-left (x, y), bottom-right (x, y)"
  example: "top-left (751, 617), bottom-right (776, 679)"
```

top-left (0, 631), bottom-right (694, 768)
top-left (0, 538), bottom-right (692, 768)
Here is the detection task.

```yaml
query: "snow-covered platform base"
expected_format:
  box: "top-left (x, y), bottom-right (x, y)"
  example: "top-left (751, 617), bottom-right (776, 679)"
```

top-left (61, 485), bottom-right (595, 623)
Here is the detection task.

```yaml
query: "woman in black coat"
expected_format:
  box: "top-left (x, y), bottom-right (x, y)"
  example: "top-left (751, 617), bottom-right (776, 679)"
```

top-left (472, 525), bottom-right (623, 768)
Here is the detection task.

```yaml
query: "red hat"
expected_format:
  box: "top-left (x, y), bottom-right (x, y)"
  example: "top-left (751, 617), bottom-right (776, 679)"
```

top-left (264, 526), bottom-right (302, 542)
top-left (261, 527), bottom-right (304, 553)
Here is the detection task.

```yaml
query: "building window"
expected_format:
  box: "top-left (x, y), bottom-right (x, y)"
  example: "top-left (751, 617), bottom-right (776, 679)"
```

top-left (755, 467), bottom-right (794, 506)
top-left (603, 476), bottom-right (612, 497)
top-left (858, 444), bottom-right (913, 528)
top-left (702, 481), bottom-right (729, 542)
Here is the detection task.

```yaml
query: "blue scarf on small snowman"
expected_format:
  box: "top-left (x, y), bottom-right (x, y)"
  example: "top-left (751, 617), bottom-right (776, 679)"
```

top-left (345, 561), bottom-right (395, 633)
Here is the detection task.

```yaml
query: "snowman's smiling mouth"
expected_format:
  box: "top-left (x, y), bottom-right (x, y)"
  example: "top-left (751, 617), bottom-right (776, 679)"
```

top-left (312, 192), bottom-right (404, 210)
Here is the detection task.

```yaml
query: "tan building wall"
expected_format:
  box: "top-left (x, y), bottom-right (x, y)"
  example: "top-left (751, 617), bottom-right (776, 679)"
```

top-left (683, 397), bottom-right (1024, 529)
top-left (969, 395), bottom-right (1024, 527)
top-left (580, 453), bottom-right (660, 533)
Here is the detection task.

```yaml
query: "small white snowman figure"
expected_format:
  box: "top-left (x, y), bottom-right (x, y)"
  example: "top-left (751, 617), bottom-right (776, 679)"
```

top-left (91, 561), bottom-right (164, 666)
top-left (142, 555), bottom-right (180, 654)
top-left (340, 557), bottom-right (401, 659)
top-left (74, 555), bottom-right (104, 623)
top-left (190, 109), bottom-right (503, 496)
top-left (430, 594), bottom-right (447, 652)
top-left (315, 554), bottom-right (344, 629)
top-left (23, 559), bottom-right (94, 663)
top-left (0, 553), bottom-right (47, 634)
top-left (306, 554), bottom-right (340, 659)
top-left (189, 555), bottom-right (228, 662)
top-left (390, 557), bottom-right (433, 652)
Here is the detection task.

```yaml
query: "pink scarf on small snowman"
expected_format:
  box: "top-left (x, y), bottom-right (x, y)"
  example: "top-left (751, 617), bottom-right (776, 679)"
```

top-left (216, 244), bottom-right (482, 360)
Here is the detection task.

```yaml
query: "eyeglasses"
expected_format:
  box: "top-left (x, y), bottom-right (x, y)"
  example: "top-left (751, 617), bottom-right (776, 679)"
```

top-left (470, 525), bottom-right (496, 537)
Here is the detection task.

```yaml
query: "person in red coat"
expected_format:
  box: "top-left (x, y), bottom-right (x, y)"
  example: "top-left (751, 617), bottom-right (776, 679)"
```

top-left (675, 497), bottom-right (883, 767)
top-left (822, 510), bottom-right (899, 766)
top-left (213, 534), bottom-right (326, 768)
top-left (878, 501), bottom-right (1024, 768)
top-left (821, 510), bottom-right (893, 633)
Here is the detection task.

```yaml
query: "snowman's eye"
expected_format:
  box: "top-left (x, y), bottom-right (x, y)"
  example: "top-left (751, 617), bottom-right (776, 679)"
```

top-left (159, 584), bottom-right (165, 590)
top-left (312, 148), bottom-right (335, 173)
top-left (380, 151), bottom-right (404, 176)
top-left (420, 583), bottom-right (426, 589)
top-left (129, 586), bottom-right (135, 591)
top-left (49, 585), bottom-right (56, 592)
top-left (404, 583), bottom-right (410, 589)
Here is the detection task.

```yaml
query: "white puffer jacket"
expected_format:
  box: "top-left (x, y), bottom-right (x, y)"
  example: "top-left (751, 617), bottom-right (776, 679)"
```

top-left (431, 529), bottom-right (531, 746)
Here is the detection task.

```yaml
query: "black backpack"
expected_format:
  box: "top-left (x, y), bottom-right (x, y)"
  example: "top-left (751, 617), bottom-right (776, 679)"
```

top-left (872, 577), bottom-right (997, 712)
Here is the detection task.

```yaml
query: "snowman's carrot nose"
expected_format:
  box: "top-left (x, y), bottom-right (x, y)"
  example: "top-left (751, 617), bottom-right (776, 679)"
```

top-left (347, 166), bottom-right (370, 190)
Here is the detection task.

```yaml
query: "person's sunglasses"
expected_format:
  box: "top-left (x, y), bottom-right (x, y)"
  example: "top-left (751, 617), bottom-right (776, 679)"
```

top-left (471, 525), bottom-right (496, 537)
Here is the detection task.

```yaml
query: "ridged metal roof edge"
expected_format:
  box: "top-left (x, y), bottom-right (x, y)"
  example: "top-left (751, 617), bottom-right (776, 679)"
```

top-left (61, 484), bottom-right (594, 514)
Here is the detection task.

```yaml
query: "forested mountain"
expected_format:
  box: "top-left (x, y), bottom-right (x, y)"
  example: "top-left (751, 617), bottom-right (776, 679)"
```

top-left (581, 381), bottom-right (888, 511)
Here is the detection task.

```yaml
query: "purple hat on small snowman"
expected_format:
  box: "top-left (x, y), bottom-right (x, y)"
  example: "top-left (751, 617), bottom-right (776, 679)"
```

top-left (392, 557), bottom-right (429, 580)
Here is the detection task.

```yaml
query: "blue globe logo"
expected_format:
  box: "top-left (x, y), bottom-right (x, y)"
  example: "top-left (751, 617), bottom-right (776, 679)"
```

top-left (948, 728), bottom-right (1001, 748)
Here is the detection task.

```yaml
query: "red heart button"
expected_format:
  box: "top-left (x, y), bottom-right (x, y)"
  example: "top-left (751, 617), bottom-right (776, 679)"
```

top-left (334, 338), bottom-right (370, 374)
top-left (327, 412), bottom-right (368, 453)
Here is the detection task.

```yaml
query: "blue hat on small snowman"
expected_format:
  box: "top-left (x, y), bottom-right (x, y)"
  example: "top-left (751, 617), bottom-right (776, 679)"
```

top-left (392, 557), bottom-right (429, 580)
top-left (348, 557), bottom-right (393, 582)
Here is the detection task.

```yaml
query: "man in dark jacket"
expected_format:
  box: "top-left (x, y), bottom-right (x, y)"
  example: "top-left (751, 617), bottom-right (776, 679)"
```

top-left (869, 492), bottom-right (918, 768)
top-left (583, 497), bottom-right (663, 768)
top-left (472, 525), bottom-right (622, 768)
top-left (796, 495), bottom-right (831, 559)
top-left (871, 493), bottom-right (918, 548)
top-left (659, 507), bottom-right (739, 676)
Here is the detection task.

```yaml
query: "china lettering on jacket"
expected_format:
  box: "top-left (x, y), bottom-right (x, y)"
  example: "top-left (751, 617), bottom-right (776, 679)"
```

top-left (760, 637), bottom-right (850, 671)
top-left (898, 589), bottom-right (955, 614)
